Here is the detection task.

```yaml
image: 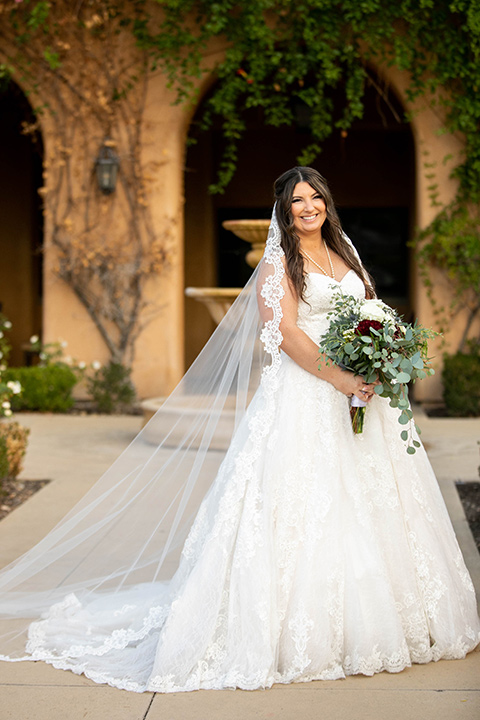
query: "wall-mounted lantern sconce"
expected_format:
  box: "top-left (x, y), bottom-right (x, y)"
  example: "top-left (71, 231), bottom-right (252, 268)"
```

top-left (95, 139), bottom-right (120, 194)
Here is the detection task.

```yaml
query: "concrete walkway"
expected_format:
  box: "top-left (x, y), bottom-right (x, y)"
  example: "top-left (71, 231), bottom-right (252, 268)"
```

top-left (0, 409), bottom-right (479, 720)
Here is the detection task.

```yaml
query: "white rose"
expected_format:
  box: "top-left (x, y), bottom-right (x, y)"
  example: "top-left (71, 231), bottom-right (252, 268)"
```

top-left (4, 409), bottom-right (12, 417)
top-left (78, 361), bottom-right (86, 370)
top-left (2, 401), bottom-right (11, 409)
top-left (63, 355), bottom-right (73, 365)
top-left (359, 299), bottom-right (388, 323)
top-left (60, 339), bottom-right (68, 348)
top-left (30, 335), bottom-right (39, 344)
top-left (92, 361), bottom-right (102, 370)
top-left (7, 381), bottom-right (21, 394)
top-left (4, 321), bottom-right (12, 329)
top-left (0, 332), bottom-right (3, 339)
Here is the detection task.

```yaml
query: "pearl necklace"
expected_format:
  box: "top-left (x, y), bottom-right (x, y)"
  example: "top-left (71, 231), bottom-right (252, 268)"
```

top-left (301, 244), bottom-right (335, 279)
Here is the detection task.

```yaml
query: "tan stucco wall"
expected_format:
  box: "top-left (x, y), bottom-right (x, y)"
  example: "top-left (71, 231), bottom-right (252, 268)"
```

top-left (373, 64), bottom-right (479, 401)
top-left (1, 30), bottom-right (475, 403)
top-left (39, 78), bottom-right (188, 398)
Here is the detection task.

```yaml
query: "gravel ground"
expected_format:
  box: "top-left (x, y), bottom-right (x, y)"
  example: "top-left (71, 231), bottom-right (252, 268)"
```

top-left (0, 478), bottom-right (49, 522)
top-left (456, 481), bottom-right (480, 552)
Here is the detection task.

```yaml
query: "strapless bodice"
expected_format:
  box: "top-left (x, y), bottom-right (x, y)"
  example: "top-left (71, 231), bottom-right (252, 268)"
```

top-left (296, 270), bottom-right (365, 342)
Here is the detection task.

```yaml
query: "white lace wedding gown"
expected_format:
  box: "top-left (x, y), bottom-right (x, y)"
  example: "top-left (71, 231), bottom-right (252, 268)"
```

top-left (25, 270), bottom-right (480, 692)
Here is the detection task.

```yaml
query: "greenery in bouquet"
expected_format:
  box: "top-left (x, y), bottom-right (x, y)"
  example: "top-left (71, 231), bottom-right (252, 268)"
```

top-left (319, 291), bottom-right (438, 454)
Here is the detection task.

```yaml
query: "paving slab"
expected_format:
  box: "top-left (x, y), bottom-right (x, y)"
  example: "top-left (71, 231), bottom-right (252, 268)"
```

top-left (147, 648), bottom-right (480, 720)
top-left (0, 413), bottom-right (142, 566)
top-left (148, 687), bottom-right (479, 720)
top-left (2, 684), bottom-right (152, 720)
top-left (0, 410), bottom-right (479, 720)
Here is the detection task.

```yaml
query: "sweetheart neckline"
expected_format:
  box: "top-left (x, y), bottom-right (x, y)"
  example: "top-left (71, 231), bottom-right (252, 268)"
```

top-left (306, 268), bottom-right (355, 284)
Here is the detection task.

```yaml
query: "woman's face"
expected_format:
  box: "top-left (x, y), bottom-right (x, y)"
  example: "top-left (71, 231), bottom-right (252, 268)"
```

top-left (290, 181), bottom-right (327, 239)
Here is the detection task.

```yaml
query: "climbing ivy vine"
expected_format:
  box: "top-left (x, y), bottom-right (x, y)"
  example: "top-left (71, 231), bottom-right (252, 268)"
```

top-left (1, 0), bottom-right (480, 347)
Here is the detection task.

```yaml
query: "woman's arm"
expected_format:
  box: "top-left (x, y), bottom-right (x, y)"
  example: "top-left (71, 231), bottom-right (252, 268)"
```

top-left (279, 275), bottom-right (374, 402)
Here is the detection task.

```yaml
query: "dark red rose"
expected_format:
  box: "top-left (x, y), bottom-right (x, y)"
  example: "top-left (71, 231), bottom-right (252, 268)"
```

top-left (355, 319), bottom-right (383, 336)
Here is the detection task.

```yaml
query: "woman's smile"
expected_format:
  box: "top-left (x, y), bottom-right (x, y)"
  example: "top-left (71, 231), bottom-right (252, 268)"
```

top-left (291, 181), bottom-right (327, 235)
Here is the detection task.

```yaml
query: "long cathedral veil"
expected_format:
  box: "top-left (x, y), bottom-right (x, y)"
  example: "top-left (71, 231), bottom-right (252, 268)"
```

top-left (0, 205), bottom-right (286, 659)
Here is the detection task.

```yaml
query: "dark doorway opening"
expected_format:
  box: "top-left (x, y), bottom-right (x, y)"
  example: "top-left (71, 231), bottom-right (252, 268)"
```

top-left (185, 74), bottom-right (414, 365)
top-left (0, 79), bottom-right (44, 366)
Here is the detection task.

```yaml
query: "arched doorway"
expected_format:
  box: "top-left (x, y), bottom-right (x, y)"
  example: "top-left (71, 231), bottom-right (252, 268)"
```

top-left (0, 79), bottom-right (44, 366)
top-left (184, 73), bottom-right (414, 367)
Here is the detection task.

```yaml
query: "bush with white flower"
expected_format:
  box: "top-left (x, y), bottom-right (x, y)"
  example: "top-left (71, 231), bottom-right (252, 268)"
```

top-left (0, 315), bottom-right (30, 482)
top-left (0, 314), bottom-right (23, 419)
top-left (29, 336), bottom-right (73, 368)
top-left (27, 336), bottom-right (102, 379)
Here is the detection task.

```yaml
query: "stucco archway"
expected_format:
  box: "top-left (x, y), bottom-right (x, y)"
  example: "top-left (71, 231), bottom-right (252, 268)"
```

top-left (0, 79), bottom-right (44, 366)
top-left (183, 69), bottom-right (415, 369)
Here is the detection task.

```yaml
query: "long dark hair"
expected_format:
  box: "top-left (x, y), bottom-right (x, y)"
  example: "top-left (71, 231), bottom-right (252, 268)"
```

top-left (273, 167), bottom-right (375, 300)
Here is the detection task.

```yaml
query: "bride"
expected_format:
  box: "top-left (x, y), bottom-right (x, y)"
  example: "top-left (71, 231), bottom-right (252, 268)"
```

top-left (0, 167), bottom-right (478, 692)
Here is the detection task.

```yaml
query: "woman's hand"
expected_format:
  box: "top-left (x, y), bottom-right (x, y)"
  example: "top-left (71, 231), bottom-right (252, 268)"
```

top-left (275, 276), bottom-right (376, 402)
top-left (329, 367), bottom-right (376, 402)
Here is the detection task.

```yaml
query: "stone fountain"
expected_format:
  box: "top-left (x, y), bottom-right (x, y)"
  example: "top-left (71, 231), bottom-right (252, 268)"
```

top-left (141, 219), bottom-right (270, 434)
top-left (184, 219), bottom-right (270, 323)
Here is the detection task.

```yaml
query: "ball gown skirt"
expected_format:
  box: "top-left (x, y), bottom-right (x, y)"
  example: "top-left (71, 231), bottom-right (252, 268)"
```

top-left (23, 271), bottom-right (480, 692)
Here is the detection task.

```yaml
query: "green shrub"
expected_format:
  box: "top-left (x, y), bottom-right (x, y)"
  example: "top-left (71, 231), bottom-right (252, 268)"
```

top-left (0, 433), bottom-right (9, 480)
top-left (4, 365), bottom-right (77, 412)
top-left (0, 421), bottom-right (30, 480)
top-left (86, 362), bottom-right (136, 414)
top-left (442, 349), bottom-right (480, 417)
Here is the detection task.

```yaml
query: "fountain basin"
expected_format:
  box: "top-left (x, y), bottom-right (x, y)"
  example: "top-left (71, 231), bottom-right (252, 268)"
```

top-left (222, 219), bottom-right (270, 268)
top-left (184, 287), bottom-right (241, 325)
top-left (140, 394), bottom-right (238, 451)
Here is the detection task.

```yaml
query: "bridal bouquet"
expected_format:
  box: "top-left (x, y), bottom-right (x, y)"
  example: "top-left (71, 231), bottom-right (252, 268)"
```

top-left (318, 292), bottom-right (438, 454)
